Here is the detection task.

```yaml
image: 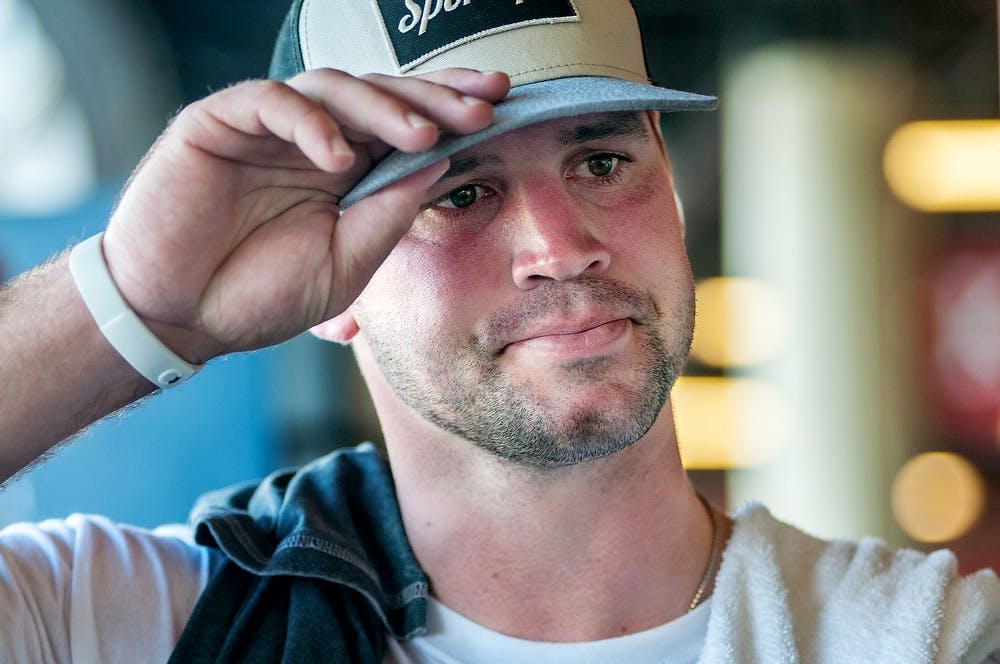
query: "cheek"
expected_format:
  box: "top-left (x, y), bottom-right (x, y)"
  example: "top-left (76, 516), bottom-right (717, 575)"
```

top-left (600, 177), bottom-right (686, 263)
top-left (358, 235), bottom-right (506, 333)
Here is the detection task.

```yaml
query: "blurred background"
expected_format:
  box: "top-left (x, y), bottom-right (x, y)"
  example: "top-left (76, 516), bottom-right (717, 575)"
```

top-left (0, 0), bottom-right (996, 574)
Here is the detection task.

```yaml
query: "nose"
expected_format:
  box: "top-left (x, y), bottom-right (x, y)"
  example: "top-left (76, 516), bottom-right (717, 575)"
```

top-left (509, 181), bottom-right (611, 289)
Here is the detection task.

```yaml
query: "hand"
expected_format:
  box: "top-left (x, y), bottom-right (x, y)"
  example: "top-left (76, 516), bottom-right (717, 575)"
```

top-left (99, 68), bottom-right (510, 363)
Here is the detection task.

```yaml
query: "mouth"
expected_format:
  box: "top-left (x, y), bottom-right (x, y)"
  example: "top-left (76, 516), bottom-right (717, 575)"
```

top-left (480, 276), bottom-right (653, 358)
top-left (502, 317), bottom-right (635, 360)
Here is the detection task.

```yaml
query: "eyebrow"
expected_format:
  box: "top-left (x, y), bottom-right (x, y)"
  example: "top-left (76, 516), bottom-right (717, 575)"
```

top-left (557, 112), bottom-right (649, 146)
top-left (438, 113), bottom-right (650, 181)
top-left (441, 154), bottom-right (503, 180)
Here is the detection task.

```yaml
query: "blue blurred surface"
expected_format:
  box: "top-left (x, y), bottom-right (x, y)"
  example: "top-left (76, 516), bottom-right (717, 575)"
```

top-left (0, 183), bottom-right (276, 529)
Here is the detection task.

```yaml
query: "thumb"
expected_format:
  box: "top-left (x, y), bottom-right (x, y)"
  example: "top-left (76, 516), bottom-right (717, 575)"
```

top-left (326, 158), bottom-right (450, 317)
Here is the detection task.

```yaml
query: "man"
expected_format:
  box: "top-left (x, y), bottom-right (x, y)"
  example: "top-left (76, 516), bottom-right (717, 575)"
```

top-left (0, 0), bottom-right (998, 662)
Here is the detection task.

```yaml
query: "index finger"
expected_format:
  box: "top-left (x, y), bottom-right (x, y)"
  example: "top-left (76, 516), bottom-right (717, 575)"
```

top-left (413, 68), bottom-right (511, 103)
top-left (288, 68), bottom-right (508, 155)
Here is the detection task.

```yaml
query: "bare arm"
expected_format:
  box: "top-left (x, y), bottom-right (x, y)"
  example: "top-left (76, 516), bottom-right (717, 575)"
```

top-left (0, 68), bottom-right (510, 484)
top-left (0, 256), bottom-right (154, 481)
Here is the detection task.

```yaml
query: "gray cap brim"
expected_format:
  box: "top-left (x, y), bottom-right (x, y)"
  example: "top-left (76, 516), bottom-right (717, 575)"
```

top-left (340, 76), bottom-right (717, 208)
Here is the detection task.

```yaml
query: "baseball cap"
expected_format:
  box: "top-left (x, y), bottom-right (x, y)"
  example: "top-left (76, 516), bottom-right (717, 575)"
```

top-left (270, 0), bottom-right (717, 207)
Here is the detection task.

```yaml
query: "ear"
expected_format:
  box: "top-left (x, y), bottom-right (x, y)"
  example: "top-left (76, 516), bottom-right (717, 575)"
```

top-left (646, 111), bottom-right (667, 156)
top-left (673, 186), bottom-right (687, 238)
top-left (310, 311), bottom-right (360, 344)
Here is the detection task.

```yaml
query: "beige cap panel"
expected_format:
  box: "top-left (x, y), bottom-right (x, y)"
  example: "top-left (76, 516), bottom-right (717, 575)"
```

top-left (299, 0), bottom-right (400, 75)
top-left (300, 0), bottom-right (649, 84)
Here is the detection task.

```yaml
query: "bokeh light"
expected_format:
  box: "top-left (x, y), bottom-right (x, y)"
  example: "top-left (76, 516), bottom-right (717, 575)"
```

top-left (672, 376), bottom-right (789, 469)
top-left (691, 277), bottom-right (789, 369)
top-left (891, 452), bottom-right (986, 543)
top-left (884, 120), bottom-right (1000, 213)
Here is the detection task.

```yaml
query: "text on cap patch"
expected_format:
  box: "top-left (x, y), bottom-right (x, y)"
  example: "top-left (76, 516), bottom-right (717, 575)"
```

top-left (375, 0), bottom-right (580, 72)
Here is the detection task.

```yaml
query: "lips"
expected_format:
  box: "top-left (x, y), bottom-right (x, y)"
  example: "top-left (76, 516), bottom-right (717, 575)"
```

top-left (505, 315), bottom-right (628, 345)
top-left (477, 276), bottom-right (653, 357)
top-left (502, 316), bottom-right (634, 359)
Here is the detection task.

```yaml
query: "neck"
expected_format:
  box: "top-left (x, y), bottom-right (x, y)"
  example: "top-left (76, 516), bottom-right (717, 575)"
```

top-left (357, 356), bottom-right (718, 640)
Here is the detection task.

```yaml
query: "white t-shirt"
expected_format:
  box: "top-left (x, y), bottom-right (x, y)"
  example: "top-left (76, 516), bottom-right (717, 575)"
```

top-left (0, 514), bottom-right (706, 663)
top-left (0, 514), bottom-right (219, 663)
top-left (5, 507), bottom-right (995, 662)
top-left (385, 595), bottom-right (708, 664)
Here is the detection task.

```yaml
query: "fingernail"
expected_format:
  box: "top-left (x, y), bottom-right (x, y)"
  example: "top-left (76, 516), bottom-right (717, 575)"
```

top-left (407, 112), bottom-right (436, 129)
top-left (331, 141), bottom-right (353, 159)
top-left (461, 95), bottom-right (490, 107)
top-left (430, 157), bottom-right (450, 176)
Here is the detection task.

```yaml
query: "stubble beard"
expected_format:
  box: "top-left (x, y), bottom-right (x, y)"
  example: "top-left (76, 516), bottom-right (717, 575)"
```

top-left (360, 276), bottom-right (694, 468)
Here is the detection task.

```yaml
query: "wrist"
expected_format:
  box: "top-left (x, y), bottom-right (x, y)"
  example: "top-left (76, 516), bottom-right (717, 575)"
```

top-left (69, 233), bottom-right (204, 389)
top-left (141, 317), bottom-right (221, 368)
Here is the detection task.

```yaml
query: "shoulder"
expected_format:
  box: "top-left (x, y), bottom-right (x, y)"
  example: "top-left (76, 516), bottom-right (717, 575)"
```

top-left (0, 514), bottom-right (223, 663)
top-left (708, 503), bottom-right (1000, 663)
top-left (1, 512), bottom-right (219, 590)
top-left (724, 502), bottom-right (984, 588)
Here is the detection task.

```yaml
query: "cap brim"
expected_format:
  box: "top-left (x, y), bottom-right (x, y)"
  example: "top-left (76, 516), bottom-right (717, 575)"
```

top-left (340, 76), bottom-right (717, 208)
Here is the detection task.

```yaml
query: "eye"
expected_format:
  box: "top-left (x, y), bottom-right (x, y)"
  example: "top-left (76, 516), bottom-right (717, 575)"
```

top-left (415, 181), bottom-right (499, 238)
top-left (585, 155), bottom-right (618, 177)
top-left (438, 184), bottom-right (487, 209)
top-left (571, 153), bottom-right (629, 182)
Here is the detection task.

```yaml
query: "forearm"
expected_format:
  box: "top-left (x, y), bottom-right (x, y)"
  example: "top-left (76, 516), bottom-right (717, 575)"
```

top-left (0, 70), bottom-right (506, 484)
top-left (0, 254), bottom-right (154, 483)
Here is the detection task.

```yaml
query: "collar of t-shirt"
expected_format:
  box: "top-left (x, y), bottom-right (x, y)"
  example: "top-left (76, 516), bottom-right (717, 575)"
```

top-left (385, 595), bottom-right (710, 664)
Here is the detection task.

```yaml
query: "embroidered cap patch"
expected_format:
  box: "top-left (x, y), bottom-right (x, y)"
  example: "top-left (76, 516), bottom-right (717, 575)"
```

top-left (374, 0), bottom-right (580, 72)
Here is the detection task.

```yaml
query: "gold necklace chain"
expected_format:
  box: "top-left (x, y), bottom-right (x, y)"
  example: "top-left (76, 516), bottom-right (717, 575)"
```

top-left (687, 493), bottom-right (721, 613)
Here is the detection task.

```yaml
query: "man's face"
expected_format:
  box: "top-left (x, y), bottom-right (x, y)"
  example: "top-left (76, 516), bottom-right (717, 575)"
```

top-left (352, 111), bottom-right (695, 467)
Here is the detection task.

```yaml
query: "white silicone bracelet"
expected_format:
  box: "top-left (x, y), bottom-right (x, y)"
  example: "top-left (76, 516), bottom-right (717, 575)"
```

top-left (69, 233), bottom-right (203, 389)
